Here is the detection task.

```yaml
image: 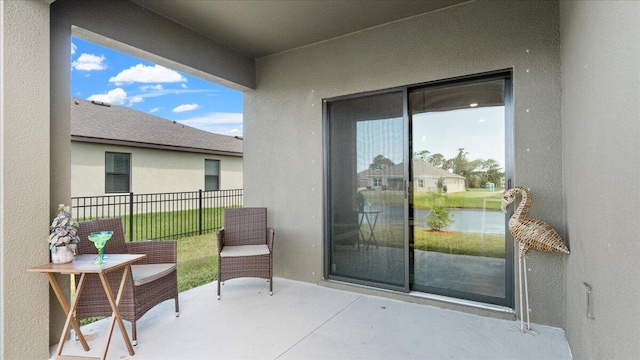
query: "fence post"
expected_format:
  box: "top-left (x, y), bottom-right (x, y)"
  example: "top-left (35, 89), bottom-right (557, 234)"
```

top-left (129, 192), bottom-right (134, 242)
top-left (198, 189), bottom-right (203, 235)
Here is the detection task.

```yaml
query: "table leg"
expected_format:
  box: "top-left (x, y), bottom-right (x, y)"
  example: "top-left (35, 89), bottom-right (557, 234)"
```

top-left (357, 212), bottom-right (365, 250)
top-left (98, 266), bottom-right (135, 360)
top-left (46, 272), bottom-right (90, 356)
top-left (365, 212), bottom-right (380, 250)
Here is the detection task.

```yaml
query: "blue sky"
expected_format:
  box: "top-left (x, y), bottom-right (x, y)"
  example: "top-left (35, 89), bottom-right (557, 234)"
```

top-left (356, 107), bottom-right (505, 172)
top-left (71, 37), bottom-right (244, 136)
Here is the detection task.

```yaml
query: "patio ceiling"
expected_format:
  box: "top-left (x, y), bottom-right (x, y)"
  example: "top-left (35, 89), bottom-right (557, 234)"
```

top-left (132, 0), bottom-right (469, 58)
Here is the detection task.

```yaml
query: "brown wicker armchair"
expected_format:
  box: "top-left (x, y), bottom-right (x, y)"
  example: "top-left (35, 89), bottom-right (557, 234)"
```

top-left (75, 218), bottom-right (179, 346)
top-left (217, 208), bottom-right (274, 299)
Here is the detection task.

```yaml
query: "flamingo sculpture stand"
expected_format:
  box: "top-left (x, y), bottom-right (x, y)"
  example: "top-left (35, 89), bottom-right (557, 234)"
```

top-left (501, 187), bottom-right (570, 332)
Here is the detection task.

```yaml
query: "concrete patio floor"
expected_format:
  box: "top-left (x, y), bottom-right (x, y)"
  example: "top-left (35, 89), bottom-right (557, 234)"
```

top-left (52, 278), bottom-right (572, 360)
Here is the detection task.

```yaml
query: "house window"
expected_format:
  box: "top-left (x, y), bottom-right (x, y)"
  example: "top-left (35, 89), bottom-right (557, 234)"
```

top-left (373, 178), bottom-right (382, 187)
top-left (205, 159), bottom-right (220, 191)
top-left (105, 152), bottom-right (130, 193)
top-left (418, 179), bottom-right (425, 188)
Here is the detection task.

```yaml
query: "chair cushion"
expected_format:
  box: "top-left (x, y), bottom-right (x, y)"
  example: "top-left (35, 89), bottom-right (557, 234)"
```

top-left (131, 263), bottom-right (176, 287)
top-left (220, 244), bottom-right (270, 258)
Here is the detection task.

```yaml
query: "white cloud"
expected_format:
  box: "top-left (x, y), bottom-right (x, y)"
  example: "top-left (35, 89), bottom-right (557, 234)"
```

top-left (87, 88), bottom-right (127, 105)
top-left (72, 53), bottom-right (106, 71)
top-left (177, 112), bottom-right (243, 135)
top-left (172, 103), bottom-right (199, 113)
top-left (128, 96), bottom-right (144, 106)
top-left (150, 107), bottom-right (160, 113)
top-left (140, 84), bottom-right (163, 91)
top-left (179, 112), bottom-right (242, 126)
top-left (181, 83), bottom-right (188, 89)
top-left (109, 64), bottom-right (186, 85)
top-left (71, 42), bottom-right (77, 55)
top-left (223, 128), bottom-right (243, 136)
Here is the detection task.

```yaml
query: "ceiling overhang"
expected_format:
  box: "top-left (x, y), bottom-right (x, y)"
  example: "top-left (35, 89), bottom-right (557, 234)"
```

top-left (132, 0), bottom-right (470, 59)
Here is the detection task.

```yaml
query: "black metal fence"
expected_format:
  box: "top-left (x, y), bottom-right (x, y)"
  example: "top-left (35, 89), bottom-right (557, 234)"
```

top-left (71, 189), bottom-right (243, 241)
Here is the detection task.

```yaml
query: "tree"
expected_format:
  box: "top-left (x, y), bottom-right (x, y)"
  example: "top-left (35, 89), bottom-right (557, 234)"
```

top-left (369, 154), bottom-right (395, 170)
top-left (425, 189), bottom-right (454, 231)
top-left (426, 205), bottom-right (453, 231)
top-left (451, 148), bottom-right (470, 176)
top-left (436, 176), bottom-right (445, 192)
top-left (481, 159), bottom-right (503, 187)
top-left (427, 153), bottom-right (446, 168)
top-left (413, 150), bottom-right (431, 162)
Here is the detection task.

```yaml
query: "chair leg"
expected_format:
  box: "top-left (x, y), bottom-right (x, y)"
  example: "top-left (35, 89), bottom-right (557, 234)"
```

top-left (217, 278), bottom-right (221, 300)
top-left (132, 321), bottom-right (137, 346)
top-left (269, 276), bottom-right (273, 296)
top-left (175, 296), bottom-right (180, 317)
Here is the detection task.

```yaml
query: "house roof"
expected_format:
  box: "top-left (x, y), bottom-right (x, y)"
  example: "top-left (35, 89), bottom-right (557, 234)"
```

top-left (358, 159), bottom-right (465, 179)
top-left (71, 98), bottom-right (242, 157)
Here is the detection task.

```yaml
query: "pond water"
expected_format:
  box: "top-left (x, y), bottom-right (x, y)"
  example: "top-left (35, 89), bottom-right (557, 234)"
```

top-left (367, 206), bottom-right (505, 234)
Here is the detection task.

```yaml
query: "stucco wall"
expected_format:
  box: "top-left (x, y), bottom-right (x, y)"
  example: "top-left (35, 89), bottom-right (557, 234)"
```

top-left (71, 142), bottom-right (243, 196)
top-left (561, 1), bottom-right (640, 359)
top-left (246, 0), bottom-right (565, 326)
top-left (0, 1), bottom-right (51, 358)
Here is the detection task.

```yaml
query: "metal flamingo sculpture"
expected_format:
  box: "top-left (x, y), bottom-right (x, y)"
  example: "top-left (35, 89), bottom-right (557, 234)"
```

top-left (501, 187), bottom-right (570, 332)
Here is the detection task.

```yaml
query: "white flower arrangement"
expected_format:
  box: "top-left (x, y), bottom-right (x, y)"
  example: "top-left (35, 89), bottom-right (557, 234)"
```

top-left (48, 204), bottom-right (80, 252)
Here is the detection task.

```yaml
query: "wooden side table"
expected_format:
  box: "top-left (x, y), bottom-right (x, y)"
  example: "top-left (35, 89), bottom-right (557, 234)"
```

top-left (28, 254), bottom-right (145, 360)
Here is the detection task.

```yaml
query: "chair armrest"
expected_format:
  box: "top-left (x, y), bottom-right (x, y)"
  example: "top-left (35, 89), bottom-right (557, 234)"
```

top-left (267, 227), bottom-right (275, 252)
top-left (217, 228), bottom-right (224, 254)
top-left (126, 240), bottom-right (177, 264)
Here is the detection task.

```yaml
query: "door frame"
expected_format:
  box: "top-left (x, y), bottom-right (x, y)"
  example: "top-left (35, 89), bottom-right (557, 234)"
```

top-left (323, 69), bottom-right (514, 308)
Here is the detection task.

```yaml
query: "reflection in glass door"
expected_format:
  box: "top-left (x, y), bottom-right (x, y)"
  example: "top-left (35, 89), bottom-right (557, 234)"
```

top-left (409, 79), bottom-right (511, 305)
top-left (326, 91), bottom-right (407, 289)
top-left (325, 72), bottom-right (513, 307)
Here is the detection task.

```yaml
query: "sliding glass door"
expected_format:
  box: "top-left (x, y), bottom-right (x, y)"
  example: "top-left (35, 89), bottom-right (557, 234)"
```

top-left (325, 90), bottom-right (407, 289)
top-left (409, 78), bottom-right (512, 305)
top-left (325, 72), bottom-right (513, 307)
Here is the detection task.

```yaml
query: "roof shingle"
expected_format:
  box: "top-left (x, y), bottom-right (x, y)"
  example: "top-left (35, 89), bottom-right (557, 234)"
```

top-left (71, 98), bottom-right (242, 156)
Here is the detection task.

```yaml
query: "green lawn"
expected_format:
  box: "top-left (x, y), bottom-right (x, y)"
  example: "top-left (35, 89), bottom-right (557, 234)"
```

top-left (176, 233), bottom-right (218, 292)
top-left (362, 189), bottom-right (503, 210)
top-left (123, 207), bottom-right (228, 241)
top-left (357, 224), bottom-right (505, 259)
top-left (413, 228), bottom-right (505, 258)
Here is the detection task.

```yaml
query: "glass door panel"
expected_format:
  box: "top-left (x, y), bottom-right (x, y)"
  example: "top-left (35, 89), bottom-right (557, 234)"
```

top-left (327, 91), bottom-right (406, 288)
top-left (409, 79), bottom-right (509, 304)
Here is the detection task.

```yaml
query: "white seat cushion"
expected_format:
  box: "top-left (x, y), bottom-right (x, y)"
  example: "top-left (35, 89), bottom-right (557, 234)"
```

top-left (131, 263), bottom-right (176, 287)
top-left (220, 244), bottom-right (270, 258)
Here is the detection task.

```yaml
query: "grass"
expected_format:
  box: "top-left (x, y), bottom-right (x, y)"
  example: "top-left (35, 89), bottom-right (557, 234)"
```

top-left (77, 206), bottom-right (238, 241)
top-left (176, 233), bottom-right (218, 292)
top-left (357, 224), bottom-right (505, 259)
top-left (362, 189), bottom-right (503, 210)
top-left (428, 189), bottom-right (503, 210)
top-left (122, 207), bottom-right (229, 241)
top-left (413, 228), bottom-right (505, 258)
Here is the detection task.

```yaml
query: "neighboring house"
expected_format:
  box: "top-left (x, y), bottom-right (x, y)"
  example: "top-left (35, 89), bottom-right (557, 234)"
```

top-left (358, 159), bottom-right (466, 193)
top-left (71, 98), bottom-right (243, 197)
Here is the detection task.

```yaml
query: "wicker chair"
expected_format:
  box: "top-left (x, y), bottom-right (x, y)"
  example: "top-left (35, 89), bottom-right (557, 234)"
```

top-left (217, 208), bottom-right (274, 299)
top-left (75, 218), bottom-right (179, 346)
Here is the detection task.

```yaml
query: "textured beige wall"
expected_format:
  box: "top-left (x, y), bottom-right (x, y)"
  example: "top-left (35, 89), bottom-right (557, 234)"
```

top-left (246, 0), bottom-right (565, 326)
top-left (561, 1), bottom-right (640, 359)
top-left (0, 1), bottom-right (51, 358)
top-left (71, 142), bottom-right (243, 196)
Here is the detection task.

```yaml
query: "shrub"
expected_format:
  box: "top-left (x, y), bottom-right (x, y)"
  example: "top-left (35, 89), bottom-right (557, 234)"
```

top-left (426, 204), bottom-right (453, 231)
